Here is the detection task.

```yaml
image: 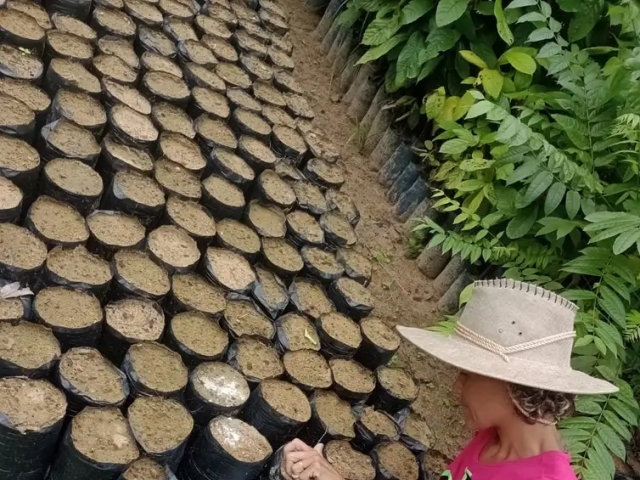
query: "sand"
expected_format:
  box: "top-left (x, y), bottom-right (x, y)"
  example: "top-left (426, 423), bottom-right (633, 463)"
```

top-left (28, 196), bottom-right (89, 245)
top-left (144, 71), bottom-right (190, 100)
top-left (113, 250), bottom-right (170, 297)
top-left (113, 170), bottom-right (165, 208)
top-left (166, 196), bottom-right (217, 238)
top-left (278, 313), bottom-right (320, 351)
top-left (86, 210), bottom-right (146, 249)
top-left (0, 44), bottom-right (43, 81)
top-left (125, 0), bottom-right (163, 24)
top-left (191, 362), bottom-right (250, 407)
top-left (239, 135), bottom-right (276, 167)
top-left (330, 359), bottom-right (375, 394)
top-left (402, 412), bottom-right (434, 449)
top-left (269, 47), bottom-right (295, 71)
top-left (44, 158), bottom-right (103, 197)
top-left (171, 272), bottom-right (227, 315)
top-left (286, 93), bottom-right (314, 119)
top-left (325, 441), bottom-right (375, 480)
top-left (247, 201), bottom-right (286, 237)
top-left (165, 17), bottom-right (199, 42)
top-left (375, 442), bottom-right (418, 480)
top-left (159, 0), bottom-right (196, 18)
top-left (0, 176), bottom-right (22, 211)
top-left (49, 58), bottom-right (101, 96)
top-left (290, 278), bottom-right (333, 319)
top-left (261, 379), bottom-right (311, 422)
top-left (337, 248), bottom-right (372, 284)
top-left (0, 377), bottom-right (66, 433)
top-left (171, 311), bottom-right (229, 357)
top-left (204, 248), bottom-right (256, 292)
top-left (0, 223), bottom-right (46, 270)
top-left (98, 36), bottom-right (140, 70)
top-left (360, 317), bottom-right (400, 351)
top-left (283, 350), bottom-right (332, 389)
top-left (234, 108), bottom-right (271, 137)
top-left (319, 312), bottom-right (362, 349)
top-left (197, 15), bottom-right (232, 40)
top-left (105, 298), bottom-right (164, 341)
top-left (262, 237), bottom-right (304, 273)
top-left (240, 54), bottom-right (274, 82)
top-left (0, 297), bottom-right (24, 321)
top-left (35, 287), bottom-right (102, 330)
top-left (234, 337), bottom-right (283, 380)
top-left (202, 175), bottom-right (245, 208)
top-left (217, 219), bottom-right (261, 255)
top-left (52, 14), bottom-right (97, 42)
top-left (306, 158), bottom-right (344, 187)
top-left (224, 298), bottom-right (275, 339)
top-left (142, 52), bottom-right (183, 78)
top-left (259, 169), bottom-right (296, 208)
top-left (0, 8), bottom-right (44, 42)
top-left (253, 266), bottom-right (288, 311)
top-left (313, 390), bottom-right (355, 439)
top-left (287, 210), bottom-right (324, 244)
top-left (154, 159), bottom-right (201, 200)
top-left (103, 79), bottom-right (152, 116)
top-left (360, 407), bottom-right (399, 438)
top-left (326, 190), bottom-right (358, 225)
top-left (0, 78), bottom-right (50, 113)
top-left (207, 2), bottom-right (238, 27)
top-left (193, 87), bottom-right (230, 119)
top-left (46, 246), bottom-right (112, 285)
top-left (128, 397), bottom-right (193, 454)
top-left (234, 29), bottom-right (267, 58)
top-left (273, 70), bottom-right (303, 94)
top-left (127, 342), bottom-right (188, 394)
top-left (0, 321), bottom-right (60, 370)
top-left (209, 416), bottom-right (272, 462)
top-left (159, 131), bottom-right (207, 171)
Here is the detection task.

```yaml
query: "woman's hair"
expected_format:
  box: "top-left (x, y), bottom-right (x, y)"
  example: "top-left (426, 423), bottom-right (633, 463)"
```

top-left (507, 383), bottom-right (576, 425)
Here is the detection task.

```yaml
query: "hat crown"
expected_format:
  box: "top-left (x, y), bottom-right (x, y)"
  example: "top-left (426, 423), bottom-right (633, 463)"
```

top-left (458, 279), bottom-right (577, 367)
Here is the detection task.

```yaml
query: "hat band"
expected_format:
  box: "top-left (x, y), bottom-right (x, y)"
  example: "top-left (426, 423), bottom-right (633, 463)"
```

top-left (454, 323), bottom-right (576, 363)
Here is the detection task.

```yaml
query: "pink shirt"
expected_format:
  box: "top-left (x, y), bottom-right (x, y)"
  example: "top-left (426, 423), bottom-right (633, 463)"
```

top-left (442, 429), bottom-right (578, 480)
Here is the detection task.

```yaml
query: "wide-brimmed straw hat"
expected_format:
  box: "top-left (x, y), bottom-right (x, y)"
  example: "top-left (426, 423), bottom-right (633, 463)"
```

top-left (397, 278), bottom-right (617, 395)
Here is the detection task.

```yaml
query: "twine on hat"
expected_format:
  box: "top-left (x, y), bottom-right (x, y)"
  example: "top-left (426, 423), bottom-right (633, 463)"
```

top-left (454, 323), bottom-right (576, 363)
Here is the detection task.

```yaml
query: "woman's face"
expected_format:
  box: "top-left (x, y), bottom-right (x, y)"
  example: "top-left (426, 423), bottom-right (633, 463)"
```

top-left (453, 372), bottom-right (513, 430)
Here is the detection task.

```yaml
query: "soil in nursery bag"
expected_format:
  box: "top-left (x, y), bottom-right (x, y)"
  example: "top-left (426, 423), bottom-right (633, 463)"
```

top-left (272, 125), bottom-right (307, 160)
top-left (261, 105), bottom-right (296, 129)
top-left (396, 410), bottom-right (434, 453)
top-left (51, 13), bottom-right (97, 42)
top-left (256, 169), bottom-right (296, 210)
top-left (291, 181), bottom-right (328, 216)
top-left (305, 159), bottom-right (345, 190)
top-left (216, 218), bottom-right (261, 258)
top-left (283, 349), bottom-right (332, 391)
top-left (275, 313), bottom-right (320, 352)
top-left (109, 103), bottom-right (158, 149)
top-left (301, 246), bottom-right (343, 282)
top-left (259, 9), bottom-right (288, 36)
top-left (7, 0), bottom-right (52, 30)
top-left (186, 362), bottom-right (250, 424)
top-left (195, 115), bottom-right (238, 151)
top-left (227, 337), bottom-right (283, 384)
top-left (289, 277), bottom-right (333, 321)
top-left (239, 54), bottom-right (274, 83)
top-left (43, 58), bottom-right (101, 97)
top-left (95, 0), bottom-right (126, 11)
top-left (26, 196), bottom-right (89, 248)
top-left (0, 223), bottom-right (46, 285)
top-left (0, 78), bottom-right (50, 123)
top-left (318, 311), bottom-right (361, 358)
top-left (330, 358), bottom-right (375, 403)
top-left (165, 197), bottom-right (217, 248)
top-left (303, 130), bottom-right (340, 163)
top-left (142, 71), bottom-right (190, 107)
top-left (154, 159), bottom-right (202, 201)
top-left (142, 52), bottom-right (183, 78)
top-left (158, 0), bottom-right (198, 20)
top-left (259, 0), bottom-right (287, 20)
top-left (201, 35), bottom-right (238, 63)
top-left (286, 210), bottom-right (324, 247)
top-left (240, 379), bottom-right (311, 447)
top-left (112, 250), bottom-right (171, 300)
top-left (196, 16), bottom-right (232, 41)
top-left (232, 29), bottom-right (267, 59)
top-left (371, 367), bottom-right (418, 414)
top-left (93, 54), bottom-right (138, 85)
top-left (216, 61), bottom-right (252, 90)
top-left (159, 131), bottom-right (207, 174)
top-left (86, 210), bottom-right (146, 258)
top-left (371, 442), bottom-right (419, 480)
top-left (272, 70), bottom-right (303, 95)
top-left (128, 396), bottom-right (193, 469)
top-left (206, 2), bottom-right (239, 29)
top-left (148, 223), bottom-right (201, 272)
top-left (124, 0), bottom-right (163, 27)
top-left (0, 320), bottom-right (60, 377)
top-left (253, 81), bottom-right (286, 108)
top-left (177, 39), bottom-right (218, 68)
top-left (270, 33), bottom-right (293, 55)
top-left (246, 201), bottom-right (286, 238)
top-left (102, 170), bottom-right (165, 226)
top-left (356, 317), bottom-right (400, 370)
top-left (252, 266), bottom-right (288, 319)
top-left (226, 87), bottom-right (262, 113)
top-left (0, 283), bottom-right (26, 321)
top-left (353, 406), bottom-right (400, 452)
top-left (261, 237), bottom-right (303, 277)
top-left (285, 94), bottom-right (314, 120)
top-left (92, 7), bottom-right (136, 39)
top-left (297, 390), bottom-right (355, 445)
top-left (325, 440), bottom-right (375, 480)
top-left (169, 272), bottom-right (226, 317)
top-left (336, 248), bottom-right (372, 286)
top-left (102, 298), bottom-right (165, 364)
top-left (223, 295), bottom-right (275, 340)
top-left (230, 1), bottom-right (259, 23)
top-left (167, 311), bottom-right (229, 366)
top-left (231, 108), bottom-right (271, 142)
top-left (0, 176), bottom-right (22, 223)
top-left (48, 407), bottom-right (139, 480)
top-left (34, 287), bottom-right (103, 350)
top-left (102, 79), bottom-right (152, 116)
top-left (0, 377), bottom-right (66, 480)
top-left (0, 92), bottom-right (34, 141)
top-left (44, 245), bottom-right (112, 296)
top-left (326, 189), bottom-right (359, 226)
top-left (123, 342), bottom-right (188, 398)
top-left (191, 87), bottom-right (230, 121)
top-left (0, 44), bottom-right (43, 82)
top-left (121, 458), bottom-right (176, 480)
top-left (319, 211), bottom-right (357, 249)
top-left (0, 8), bottom-right (45, 51)
top-left (209, 147), bottom-right (255, 186)
top-left (57, 347), bottom-right (129, 415)
top-left (49, 90), bottom-right (106, 136)
top-left (201, 247), bottom-right (255, 293)
top-left (46, 30), bottom-right (93, 65)
top-left (329, 277), bottom-right (374, 320)
top-left (153, 102), bottom-right (196, 139)
top-left (267, 47), bottom-right (294, 72)
top-left (41, 158), bottom-right (104, 215)
top-left (238, 135), bottom-right (276, 171)
top-left (164, 17), bottom-right (198, 43)
top-left (40, 119), bottom-right (101, 165)
top-left (201, 175), bottom-right (246, 219)
top-left (184, 62), bottom-right (226, 92)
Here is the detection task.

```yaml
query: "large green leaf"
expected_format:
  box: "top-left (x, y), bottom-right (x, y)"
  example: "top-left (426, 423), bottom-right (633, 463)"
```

top-left (527, 27), bottom-right (554, 43)
top-left (417, 57), bottom-right (442, 82)
top-left (568, 0), bottom-right (604, 42)
top-left (598, 285), bottom-right (626, 327)
top-left (505, 0), bottom-right (536, 8)
top-left (518, 170), bottom-right (553, 207)
top-left (503, 50), bottom-right (536, 74)
top-left (544, 182), bottom-right (566, 215)
top-left (565, 190), bottom-right (580, 219)
top-left (459, 50), bottom-right (488, 69)
top-left (396, 31), bottom-right (425, 82)
top-left (435, 0), bottom-right (469, 26)
top-left (494, 0), bottom-right (514, 45)
top-left (401, 0), bottom-right (435, 24)
top-left (357, 33), bottom-right (409, 64)
top-left (506, 208), bottom-right (537, 239)
top-left (478, 69), bottom-right (503, 98)
top-left (440, 139), bottom-right (470, 155)
top-left (466, 100), bottom-right (494, 119)
top-left (421, 27), bottom-right (461, 61)
top-left (362, 16), bottom-right (402, 46)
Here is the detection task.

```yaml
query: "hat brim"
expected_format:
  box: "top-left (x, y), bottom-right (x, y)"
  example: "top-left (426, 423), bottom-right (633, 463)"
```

top-left (396, 326), bottom-right (618, 395)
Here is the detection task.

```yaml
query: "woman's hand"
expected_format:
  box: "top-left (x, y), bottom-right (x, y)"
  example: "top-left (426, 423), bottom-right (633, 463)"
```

top-left (281, 439), bottom-right (344, 480)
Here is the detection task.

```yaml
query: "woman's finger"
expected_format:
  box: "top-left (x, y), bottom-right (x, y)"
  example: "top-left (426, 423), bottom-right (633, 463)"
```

top-left (284, 450), bottom-right (317, 477)
top-left (284, 439), bottom-right (312, 454)
top-left (291, 454), bottom-right (320, 476)
top-left (298, 465), bottom-right (321, 480)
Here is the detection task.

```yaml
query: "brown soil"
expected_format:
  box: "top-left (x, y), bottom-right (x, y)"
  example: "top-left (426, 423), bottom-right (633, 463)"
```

top-left (247, 201), bottom-right (286, 237)
top-left (0, 44), bottom-right (43, 80)
top-left (113, 250), bottom-right (171, 297)
top-left (103, 79), bottom-right (152, 116)
top-left (59, 347), bottom-right (127, 404)
top-left (7, 0), bottom-right (52, 30)
top-left (268, 47), bottom-right (295, 71)
top-left (113, 170), bottom-right (165, 208)
top-left (154, 159), bottom-right (201, 200)
top-left (153, 101), bottom-right (195, 139)
top-left (181, 40), bottom-right (218, 68)
top-left (35, 287), bottom-right (102, 329)
top-left (224, 297), bottom-right (275, 339)
top-left (46, 118), bottom-right (100, 158)
top-left (148, 224), bottom-right (201, 270)
top-left (105, 298), bottom-right (164, 341)
top-left (55, 90), bottom-right (106, 130)
top-left (207, 2), bottom-right (238, 28)
top-left (313, 390), bottom-right (355, 439)
top-left (376, 442), bottom-right (419, 480)
top-left (213, 148), bottom-right (254, 181)
top-left (49, 58), bottom-right (101, 95)
top-left (217, 219), bottom-right (261, 255)
top-left (261, 105), bottom-right (296, 128)
top-left (285, 94), bottom-right (312, 120)
top-left (128, 396), bottom-right (193, 453)
top-left (204, 247), bottom-right (256, 291)
top-left (191, 362), bottom-right (250, 408)
top-left (193, 87), bottom-right (230, 119)
top-left (239, 135), bottom-right (276, 166)
top-left (260, 9), bottom-right (289, 33)
top-left (302, 246), bottom-right (343, 277)
top-left (253, 82), bottom-right (286, 108)
top-left (360, 407), bottom-right (399, 438)
top-left (0, 297), bottom-right (24, 321)
top-left (123, 458), bottom-right (166, 480)
top-left (197, 16), bottom-right (232, 41)
top-left (287, 210), bottom-right (324, 244)
top-left (112, 104), bottom-right (158, 143)
top-left (202, 35), bottom-right (238, 63)
top-left (261, 379), bottom-right (311, 422)
top-left (273, 70), bottom-right (303, 95)
top-left (235, 108), bottom-right (271, 137)
top-left (259, 169), bottom-right (296, 207)
top-left (0, 8), bottom-right (44, 42)
top-left (165, 17), bottom-right (199, 42)
top-left (234, 29), bottom-right (267, 58)
top-left (196, 116), bottom-right (238, 150)
top-left (96, 0), bottom-right (125, 9)
top-left (185, 63), bottom-right (226, 92)
top-left (226, 87), bottom-right (262, 113)
top-left (144, 70), bottom-right (189, 100)
top-left (94, 54), bottom-right (138, 84)
top-left (291, 181), bottom-right (328, 214)
top-left (260, 0), bottom-right (287, 20)
top-left (0, 321), bottom-right (60, 370)
top-left (142, 52), bottom-right (182, 78)
top-left (202, 175), bottom-right (245, 208)
top-left (0, 377), bottom-right (66, 433)
top-left (234, 337), bottom-right (283, 380)
top-left (216, 62), bottom-right (251, 90)
top-left (325, 440), bottom-right (375, 480)
top-left (278, 313), bottom-right (320, 351)
top-left (231, 1), bottom-right (260, 23)
top-left (71, 407), bottom-right (139, 464)
top-left (270, 33), bottom-right (293, 55)
top-left (0, 223), bottom-right (46, 270)
top-left (29, 196), bottom-right (89, 245)
top-left (128, 342), bottom-right (188, 393)
top-left (209, 416), bottom-right (272, 462)
top-left (262, 237), bottom-right (303, 273)
top-left (283, 349), bottom-right (331, 389)
top-left (330, 359), bottom-right (375, 394)
top-left (52, 14), bottom-right (97, 42)
top-left (93, 7), bottom-right (136, 37)
top-left (159, 132), bottom-right (206, 171)
top-left (47, 245), bottom-right (112, 285)
top-left (0, 176), bottom-right (21, 211)
top-left (254, 266), bottom-right (288, 311)
top-left (0, 78), bottom-right (50, 113)
top-left (290, 278), bottom-right (332, 319)
top-left (0, 93), bottom-right (33, 127)
top-left (166, 197), bottom-right (217, 238)
top-left (320, 312), bottom-right (362, 348)
top-left (378, 366), bottom-right (419, 400)
top-left (159, 0), bottom-right (195, 17)
top-left (321, 212), bottom-right (357, 247)
top-left (336, 249), bottom-right (372, 284)
top-left (98, 37), bottom-right (140, 70)
top-left (47, 31), bottom-right (93, 62)
top-left (360, 317), bottom-right (401, 351)
top-left (326, 190), bottom-right (358, 224)
top-left (240, 54), bottom-right (274, 82)
top-left (336, 277), bottom-right (374, 308)
top-left (125, 0), bottom-right (163, 24)
top-left (304, 130), bottom-right (340, 162)
top-left (171, 272), bottom-right (226, 315)
top-left (308, 158), bottom-right (345, 185)
top-left (171, 311), bottom-right (228, 357)
top-left (45, 158), bottom-right (103, 197)
top-left (87, 210), bottom-right (146, 248)
top-left (403, 412), bottom-right (434, 449)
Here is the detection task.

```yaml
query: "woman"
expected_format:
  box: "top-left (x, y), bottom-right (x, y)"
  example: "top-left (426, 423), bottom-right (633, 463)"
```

top-left (281, 279), bottom-right (617, 480)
